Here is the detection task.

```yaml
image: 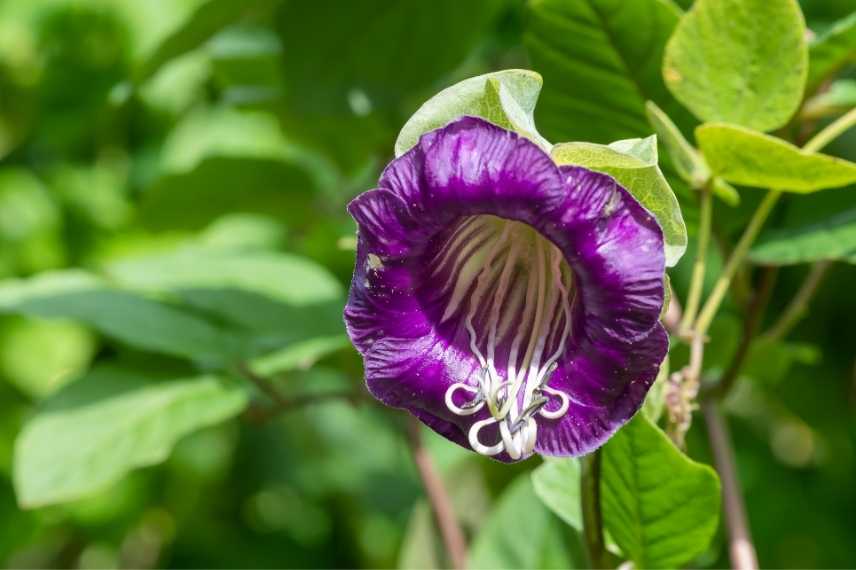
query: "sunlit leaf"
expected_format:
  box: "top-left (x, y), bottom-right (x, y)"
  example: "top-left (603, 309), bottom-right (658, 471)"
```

top-left (750, 208), bottom-right (856, 265)
top-left (552, 136), bottom-right (687, 266)
top-left (14, 366), bottom-right (247, 507)
top-left (663, 0), bottom-right (808, 132)
top-left (696, 123), bottom-right (856, 193)
top-left (601, 414), bottom-right (720, 569)
top-left (395, 70), bottom-right (549, 156)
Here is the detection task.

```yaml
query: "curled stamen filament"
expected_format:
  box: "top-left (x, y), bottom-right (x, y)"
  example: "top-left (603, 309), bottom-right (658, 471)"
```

top-left (441, 217), bottom-right (576, 459)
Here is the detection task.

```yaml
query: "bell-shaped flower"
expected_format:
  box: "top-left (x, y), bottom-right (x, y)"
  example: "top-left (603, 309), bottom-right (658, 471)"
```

top-left (345, 117), bottom-right (667, 462)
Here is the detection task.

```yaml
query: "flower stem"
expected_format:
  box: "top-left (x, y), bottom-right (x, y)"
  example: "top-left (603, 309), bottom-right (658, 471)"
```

top-left (693, 106), bottom-right (856, 339)
top-left (680, 186), bottom-right (713, 333)
top-left (406, 418), bottom-right (468, 570)
top-left (703, 400), bottom-right (758, 570)
top-left (763, 261), bottom-right (832, 342)
top-left (581, 451), bottom-right (608, 569)
top-left (694, 190), bottom-right (781, 338)
top-left (802, 107), bottom-right (856, 153)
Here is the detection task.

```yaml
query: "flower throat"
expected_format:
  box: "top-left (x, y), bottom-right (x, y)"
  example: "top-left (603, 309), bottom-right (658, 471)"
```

top-left (432, 215), bottom-right (575, 459)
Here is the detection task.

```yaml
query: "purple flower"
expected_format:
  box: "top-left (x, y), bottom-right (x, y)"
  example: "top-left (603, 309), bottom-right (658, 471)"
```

top-left (345, 117), bottom-right (668, 462)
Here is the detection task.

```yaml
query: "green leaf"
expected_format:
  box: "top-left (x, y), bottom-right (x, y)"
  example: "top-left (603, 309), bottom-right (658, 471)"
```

top-left (601, 414), bottom-right (720, 569)
top-left (750, 208), bottom-right (856, 265)
top-left (643, 355), bottom-right (669, 423)
top-left (14, 366), bottom-right (247, 507)
top-left (105, 248), bottom-right (342, 305)
top-left (526, 0), bottom-right (691, 144)
top-left (273, 0), bottom-right (503, 170)
top-left (249, 335), bottom-right (349, 377)
top-left (135, 0), bottom-right (278, 83)
top-left (142, 107), bottom-right (328, 231)
top-left (106, 248), bottom-right (345, 358)
top-left (806, 11), bottom-right (856, 96)
top-left (0, 316), bottom-right (96, 398)
top-left (395, 70), bottom-right (549, 156)
top-left (469, 476), bottom-right (577, 569)
top-left (140, 156), bottom-right (320, 231)
top-left (644, 101), bottom-right (710, 187)
top-left (552, 136), bottom-right (687, 266)
top-left (696, 123), bottom-right (856, 193)
top-left (663, 0), bottom-right (808, 132)
top-left (0, 271), bottom-right (240, 366)
top-left (531, 458), bottom-right (582, 531)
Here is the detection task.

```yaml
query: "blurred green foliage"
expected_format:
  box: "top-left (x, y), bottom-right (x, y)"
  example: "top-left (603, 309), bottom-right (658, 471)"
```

top-left (0, 0), bottom-right (854, 568)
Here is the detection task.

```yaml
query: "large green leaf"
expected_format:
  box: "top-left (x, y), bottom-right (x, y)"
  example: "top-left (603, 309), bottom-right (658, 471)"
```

top-left (141, 107), bottom-right (328, 231)
top-left (526, 0), bottom-right (690, 144)
top-left (135, 0), bottom-right (278, 83)
top-left (696, 123), bottom-right (856, 193)
top-left (552, 136), bottom-right (687, 266)
top-left (0, 271), bottom-right (240, 366)
top-left (469, 476), bottom-right (577, 569)
top-left (601, 414), bottom-right (720, 569)
top-left (806, 11), bottom-right (856, 95)
top-left (663, 0), bottom-right (808, 132)
top-left (105, 248), bottom-right (342, 305)
top-left (273, 0), bottom-right (502, 169)
top-left (750, 209), bottom-right (856, 265)
top-left (531, 458), bottom-right (582, 531)
top-left (14, 366), bottom-right (247, 507)
top-left (395, 70), bottom-right (549, 156)
top-left (106, 248), bottom-right (345, 358)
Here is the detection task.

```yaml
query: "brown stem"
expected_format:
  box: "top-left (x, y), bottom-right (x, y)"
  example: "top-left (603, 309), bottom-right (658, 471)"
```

top-left (581, 451), bottom-right (608, 569)
top-left (406, 418), bottom-right (468, 570)
top-left (703, 400), bottom-right (758, 570)
top-left (704, 267), bottom-right (777, 400)
top-left (763, 261), bottom-right (832, 342)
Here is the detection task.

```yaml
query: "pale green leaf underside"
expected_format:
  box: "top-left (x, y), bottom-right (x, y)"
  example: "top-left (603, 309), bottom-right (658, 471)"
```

top-left (468, 476), bottom-right (574, 569)
top-left (526, 0), bottom-right (686, 144)
top-left (394, 69), bottom-right (549, 156)
top-left (696, 123), bottom-right (856, 193)
top-left (806, 11), bottom-right (856, 95)
top-left (601, 414), bottom-right (720, 569)
top-left (105, 248), bottom-right (343, 305)
top-left (552, 137), bottom-right (687, 266)
top-left (663, 0), bottom-right (807, 132)
top-left (0, 271), bottom-right (240, 365)
top-left (750, 209), bottom-right (856, 265)
top-left (14, 366), bottom-right (247, 507)
top-left (531, 458), bottom-right (582, 531)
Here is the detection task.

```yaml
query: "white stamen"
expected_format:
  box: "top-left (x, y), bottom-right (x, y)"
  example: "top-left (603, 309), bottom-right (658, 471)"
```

top-left (440, 215), bottom-right (576, 459)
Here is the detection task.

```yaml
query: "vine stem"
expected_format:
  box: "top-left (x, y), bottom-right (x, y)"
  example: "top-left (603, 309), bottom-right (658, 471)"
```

top-left (406, 418), bottom-right (468, 570)
top-left (692, 105), bottom-right (856, 339)
top-left (762, 261), bottom-right (832, 342)
top-left (802, 107), bottom-right (856, 153)
top-left (680, 186), bottom-right (713, 333)
top-left (703, 401), bottom-right (758, 570)
top-left (693, 189), bottom-right (781, 337)
top-left (581, 451), bottom-right (608, 569)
